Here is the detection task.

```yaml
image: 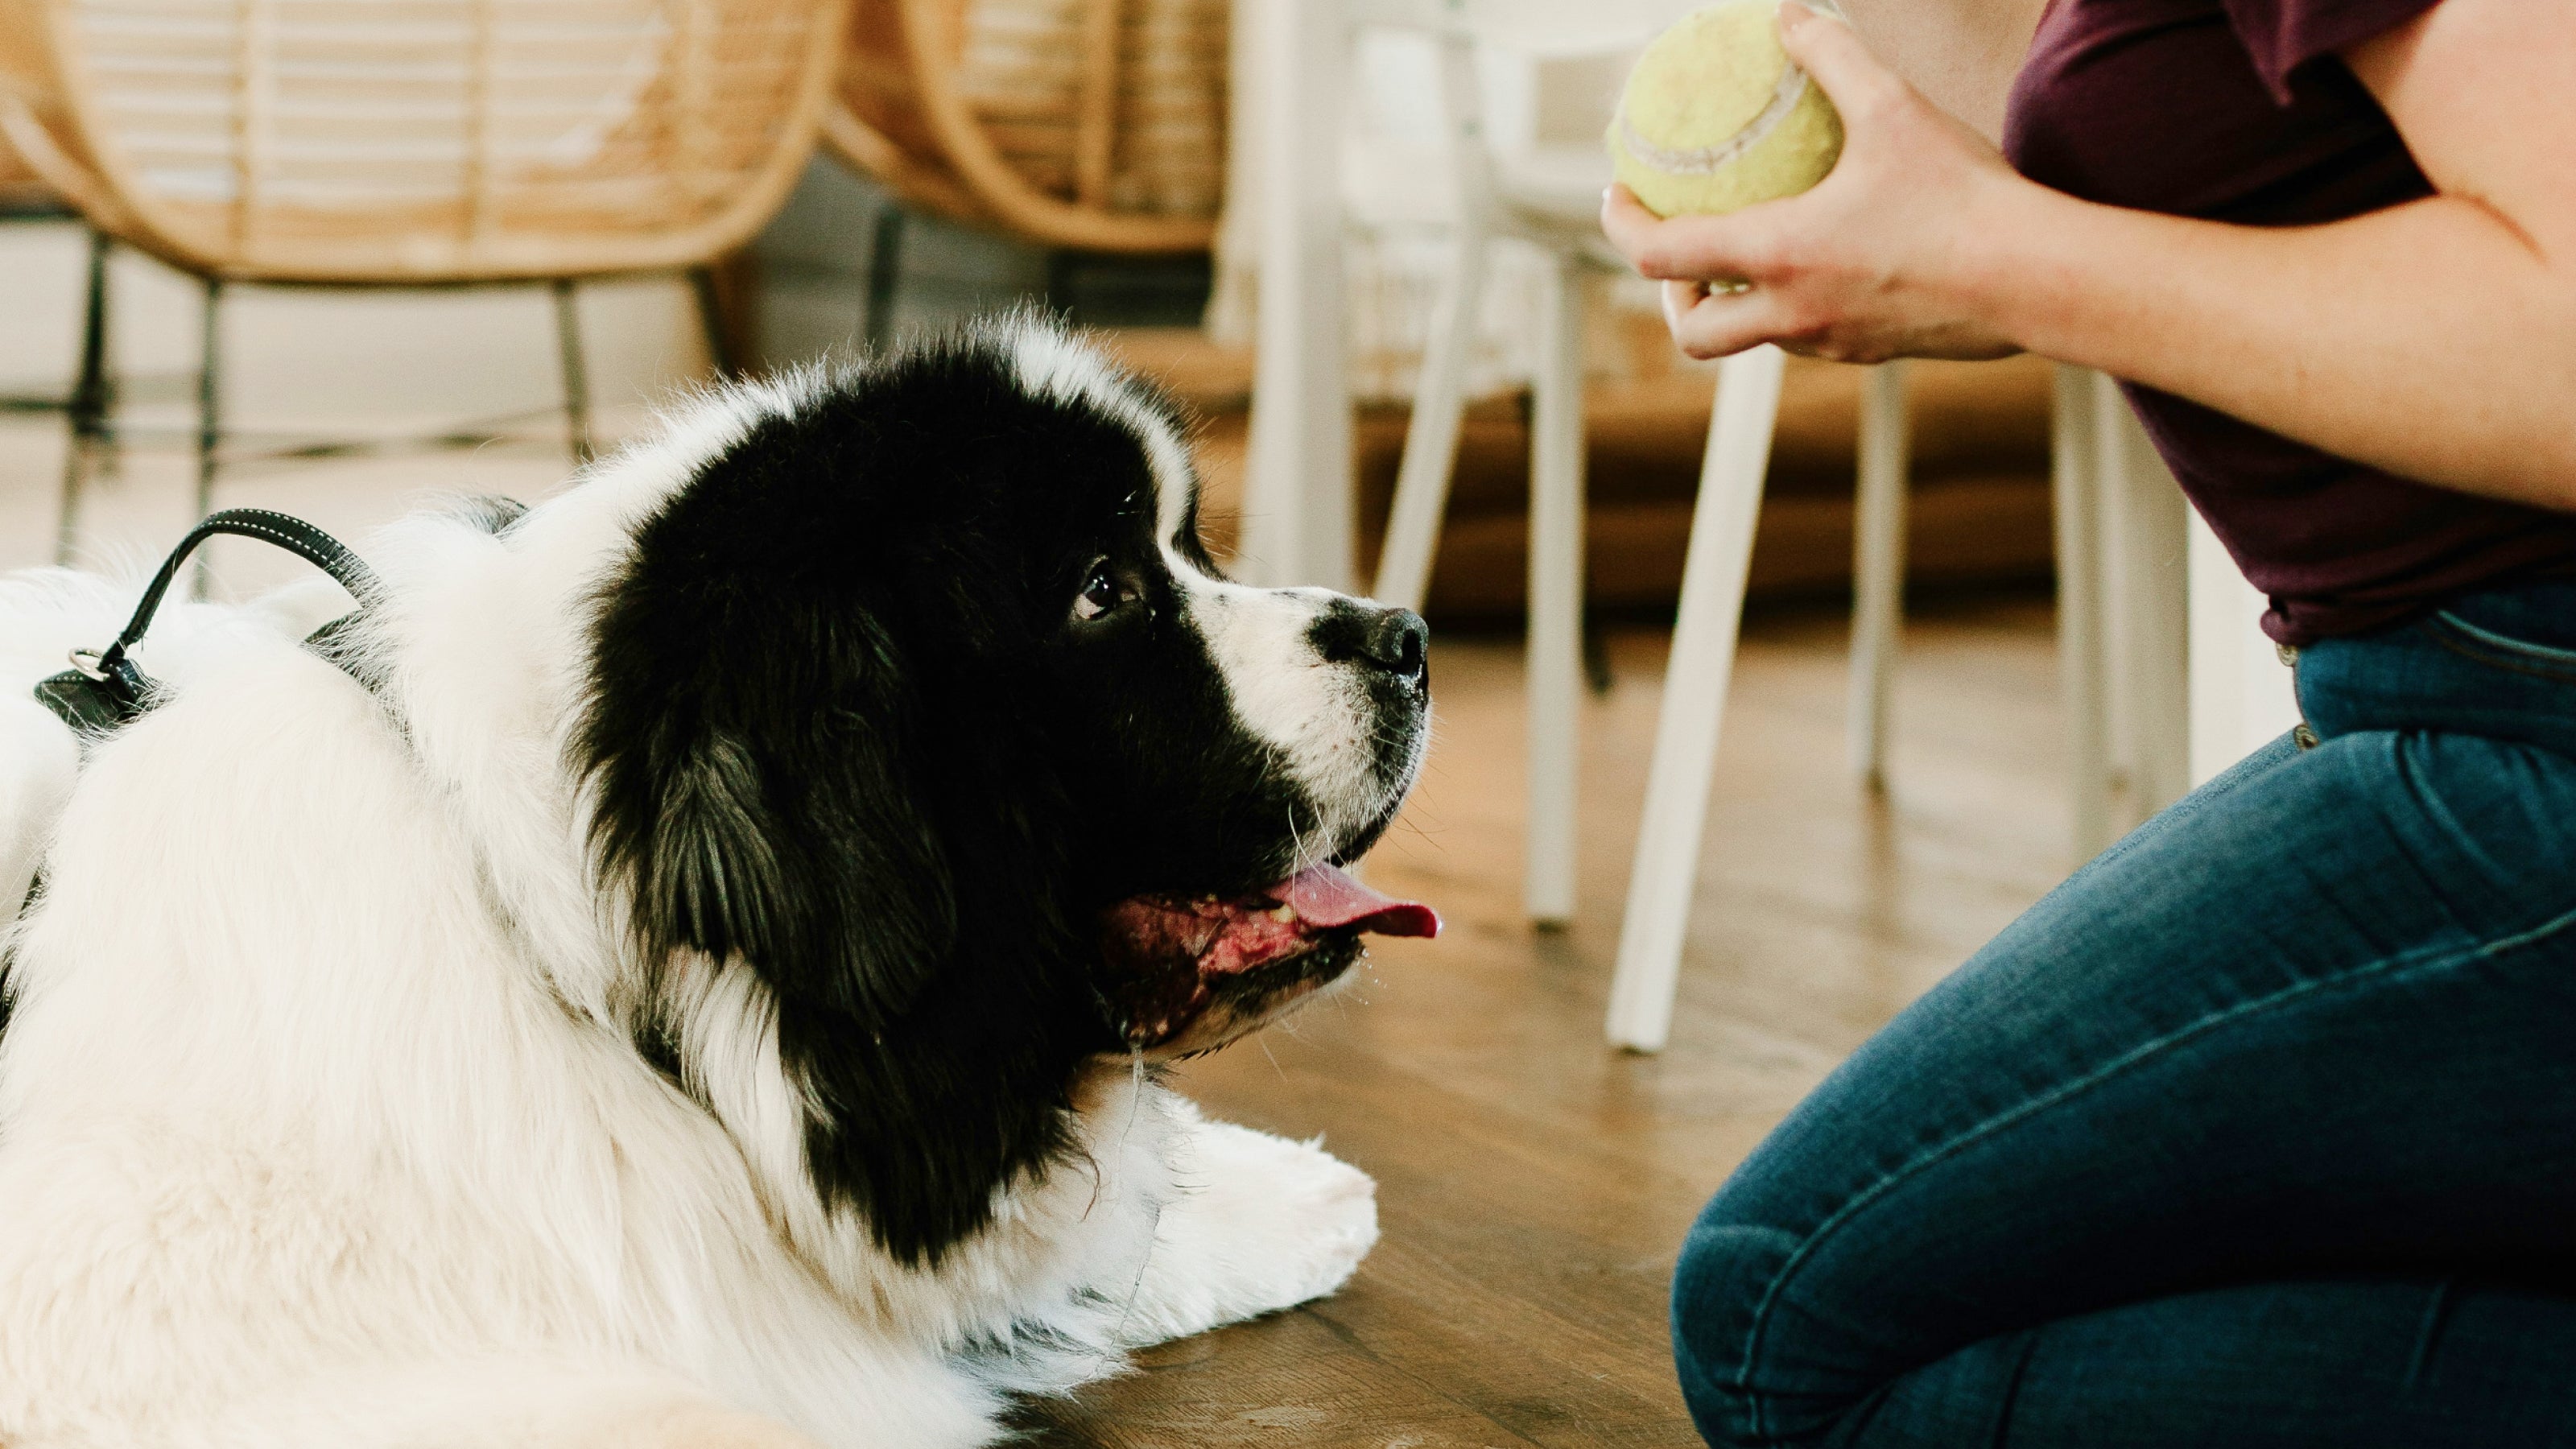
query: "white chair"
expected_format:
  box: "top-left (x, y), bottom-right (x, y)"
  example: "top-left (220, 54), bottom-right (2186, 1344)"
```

top-left (1233, 0), bottom-right (1684, 596)
top-left (1339, 4), bottom-right (1913, 931)
top-left (1603, 365), bottom-right (2182, 1051)
top-left (1236, 0), bottom-right (2180, 1052)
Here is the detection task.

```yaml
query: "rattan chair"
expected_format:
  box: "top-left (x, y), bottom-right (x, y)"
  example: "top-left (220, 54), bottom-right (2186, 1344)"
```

top-left (0, 122), bottom-right (44, 211)
top-left (824, 0), bottom-right (1224, 275)
top-left (0, 0), bottom-right (850, 561)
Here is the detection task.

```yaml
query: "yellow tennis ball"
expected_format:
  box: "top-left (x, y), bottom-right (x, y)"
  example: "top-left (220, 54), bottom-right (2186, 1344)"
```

top-left (1608, 0), bottom-right (1845, 217)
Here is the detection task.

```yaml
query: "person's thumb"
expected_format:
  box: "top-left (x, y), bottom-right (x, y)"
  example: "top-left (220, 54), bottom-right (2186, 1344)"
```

top-left (1777, 0), bottom-right (1898, 114)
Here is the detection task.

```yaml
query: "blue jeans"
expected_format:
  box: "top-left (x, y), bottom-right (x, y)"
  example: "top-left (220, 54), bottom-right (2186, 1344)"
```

top-left (1673, 577), bottom-right (2576, 1447)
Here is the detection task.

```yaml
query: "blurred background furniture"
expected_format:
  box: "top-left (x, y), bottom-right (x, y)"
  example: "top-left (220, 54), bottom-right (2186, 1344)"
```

top-left (0, 132), bottom-right (110, 537)
top-left (820, 0), bottom-right (1225, 345)
top-left (1236, 0), bottom-right (1699, 927)
top-left (1353, 2), bottom-right (1662, 928)
top-left (0, 0), bottom-right (848, 562)
top-left (0, 0), bottom-right (2215, 1053)
top-left (0, 123), bottom-right (41, 210)
top-left (1344, 1), bottom-right (1920, 929)
top-left (1228, 0), bottom-right (2191, 1050)
top-left (0, 130), bottom-right (81, 425)
top-left (1604, 359), bottom-right (2188, 1051)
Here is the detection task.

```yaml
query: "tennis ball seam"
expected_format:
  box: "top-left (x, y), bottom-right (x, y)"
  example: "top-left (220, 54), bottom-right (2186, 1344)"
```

top-left (1611, 62), bottom-right (1815, 178)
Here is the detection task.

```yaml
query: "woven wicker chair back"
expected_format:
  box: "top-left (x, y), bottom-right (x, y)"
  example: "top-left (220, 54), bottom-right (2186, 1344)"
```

top-left (0, 125), bottom-right (47, 207)
top-left (825, 0), bottom-right (1220, 254)
top-left (0, 0), bottom-right (849, 281)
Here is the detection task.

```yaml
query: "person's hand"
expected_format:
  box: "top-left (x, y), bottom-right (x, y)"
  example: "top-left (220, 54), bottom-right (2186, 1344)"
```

top-left (1599, 0), bottom-right (2036, 363)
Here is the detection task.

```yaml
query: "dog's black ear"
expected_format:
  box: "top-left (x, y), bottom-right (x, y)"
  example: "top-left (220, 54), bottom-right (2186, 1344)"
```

top-left (578, 400), bottom-right (1106, 1269)
top-left (585, 613), bottom-right (953, 1025)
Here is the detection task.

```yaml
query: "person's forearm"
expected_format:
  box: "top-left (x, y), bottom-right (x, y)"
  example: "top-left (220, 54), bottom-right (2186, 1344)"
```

top-left (1962, 184), bottom-right (2576, 508)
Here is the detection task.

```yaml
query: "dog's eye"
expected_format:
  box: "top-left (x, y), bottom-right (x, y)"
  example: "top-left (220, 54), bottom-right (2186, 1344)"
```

top-left (1073, 563), bottom-right (1133, 623)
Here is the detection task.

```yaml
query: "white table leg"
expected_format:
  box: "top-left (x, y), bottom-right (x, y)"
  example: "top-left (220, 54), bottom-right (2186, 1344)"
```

top-left (2099, 371), bottom-right (2190, 815)
top-left (1605, 345), bottom-right (1784, 1053)
top-left (1372, 229), bottom-right (1481, 606)
top-left (1525, 249), bottom-right (1586, 925)
top-left (1372, 31), bottom-right (1489, 611)
top-left (1240, 0), bottom-right (1353, 591)
top-left (1847, 360), bottom-right (1909, 787)
top-left (2051, 363), bottom-right (2114, 861)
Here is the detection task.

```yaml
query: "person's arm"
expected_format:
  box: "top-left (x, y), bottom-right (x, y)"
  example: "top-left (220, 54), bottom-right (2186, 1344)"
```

top-left (1600, 0), bottom-right (2576, 510)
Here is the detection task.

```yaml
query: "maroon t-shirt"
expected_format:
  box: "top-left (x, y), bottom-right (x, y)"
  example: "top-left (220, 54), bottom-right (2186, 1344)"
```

top-left (2002, 0), bottom-right (2576, 643)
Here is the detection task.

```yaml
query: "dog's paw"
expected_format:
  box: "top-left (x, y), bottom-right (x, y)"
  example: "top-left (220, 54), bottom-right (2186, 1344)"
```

top-left (1119, 1107), bottom-right (1379, 1344)
top-left (1224, 1125), bottom-right (1377, 1307)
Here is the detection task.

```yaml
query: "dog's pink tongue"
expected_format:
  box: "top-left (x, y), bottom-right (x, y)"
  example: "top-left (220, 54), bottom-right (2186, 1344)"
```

top-left (1284, 862), bottom-right (1439, 939)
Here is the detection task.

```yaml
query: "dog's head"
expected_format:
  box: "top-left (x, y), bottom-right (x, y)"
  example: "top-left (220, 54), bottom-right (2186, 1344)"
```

top-left (573, 320), bottom-right (1431, 1265)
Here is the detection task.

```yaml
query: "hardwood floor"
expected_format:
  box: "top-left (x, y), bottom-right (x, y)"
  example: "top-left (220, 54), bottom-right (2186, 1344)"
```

top-left (1023, 595), bottom-right (2078, 1447)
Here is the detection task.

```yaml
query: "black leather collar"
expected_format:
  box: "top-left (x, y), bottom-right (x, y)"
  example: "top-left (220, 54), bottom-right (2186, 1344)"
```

top-left (34, 509), bottom-right (385, 737)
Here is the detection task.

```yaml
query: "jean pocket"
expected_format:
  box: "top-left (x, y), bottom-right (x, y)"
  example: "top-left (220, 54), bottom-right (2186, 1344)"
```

top-left (2428, 607), bottom-right (2576, 683)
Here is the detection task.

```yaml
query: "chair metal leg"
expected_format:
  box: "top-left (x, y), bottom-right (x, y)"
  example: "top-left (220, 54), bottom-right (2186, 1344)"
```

top-left (687, 264), bottom-right (739, 378)
top-left (1605, 345), bottom-right (1785, 1053)
top-left (1847, 360), bottom-right (1910, 787)
top-left (2052, 363), bottom-right (2113, 859)
top-left (551, 279), bottom-right (594, 466)
top-left (191, 277), bottom-right (223, 598)
top-left (1373, 227), bottom-right (1485, 611)
top-left (1044, 248), bottom-right (1080, 323)
top-left (1524, 250), bottom-right (1587, 927)
top-left (864, 202), bottom-right (906, 351)
top-left (55, 228), bottom-right (112, 566)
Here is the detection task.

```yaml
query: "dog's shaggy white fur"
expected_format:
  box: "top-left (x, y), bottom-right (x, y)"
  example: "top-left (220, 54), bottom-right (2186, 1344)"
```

top-left (0, 334), bottom-right (1402, 1447)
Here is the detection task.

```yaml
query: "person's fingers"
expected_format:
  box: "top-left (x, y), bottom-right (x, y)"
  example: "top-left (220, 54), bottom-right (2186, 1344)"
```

top-left (1777, 0), bottom-right (1902, 118)
top-left (1658, 279), bottom-right (1707, 337)
top-left (1662, 280), bottom-right (1798, 360)
top-left (1604, 185), bottom-right (1745, 281)
top-left (1599, 184), bottom-right (1667, 258)
top-left (1603, 188), bottom-right (1786, 285)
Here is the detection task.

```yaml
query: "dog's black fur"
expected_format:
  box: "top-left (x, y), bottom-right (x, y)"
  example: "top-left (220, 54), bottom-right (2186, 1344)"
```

top-left (578, 331), bottom-right (1426, 1266)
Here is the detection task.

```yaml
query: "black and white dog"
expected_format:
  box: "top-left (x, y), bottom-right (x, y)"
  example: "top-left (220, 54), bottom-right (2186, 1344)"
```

top-left (0, 318), bottom-right (1433, 1448)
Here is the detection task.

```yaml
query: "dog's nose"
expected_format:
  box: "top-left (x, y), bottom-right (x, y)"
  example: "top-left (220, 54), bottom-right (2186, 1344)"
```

top-left (1309, 600), bottom-right (1431, 683)
top-left (1360, 608), bottom-right (1428, 681)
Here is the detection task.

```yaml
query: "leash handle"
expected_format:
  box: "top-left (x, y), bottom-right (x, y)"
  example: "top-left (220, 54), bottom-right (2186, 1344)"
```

top-left (84, 510), bottom-right (382, 701)
top-left (41, 509), bottom-right (382, 733)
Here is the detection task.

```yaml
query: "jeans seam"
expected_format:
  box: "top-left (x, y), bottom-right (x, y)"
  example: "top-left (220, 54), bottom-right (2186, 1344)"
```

top-left (2404, 1278), bottom-right (2458, 1389)
top-left (1732, 894), bottom-right (2576, 1442)
top-left (2391, 745), bottom-right (2518, 917)
top-left (2428, 613), bottom-right (2576, 683)
top-left (1987, 1330), bottom-right (2043, 1449)
top-left (2434, 609), bottom-right (2576, 664)
top-left (2084, 733), bottom-right (2306, 876)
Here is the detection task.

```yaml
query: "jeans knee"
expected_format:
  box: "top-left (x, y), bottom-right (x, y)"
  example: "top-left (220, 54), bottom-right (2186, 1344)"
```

top-left (1671, 1216), bottom-right (1806, 1447)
